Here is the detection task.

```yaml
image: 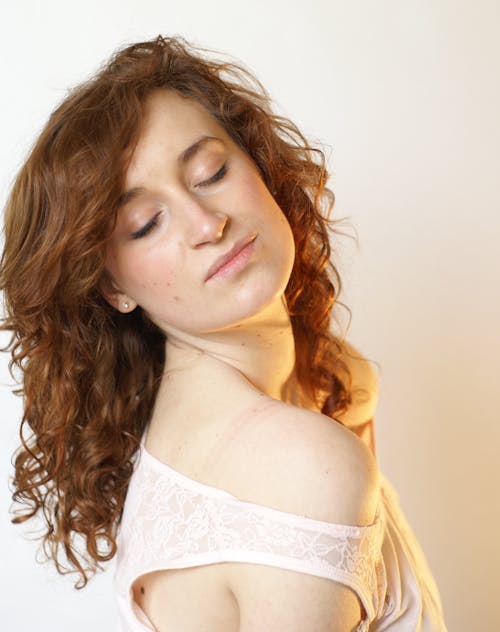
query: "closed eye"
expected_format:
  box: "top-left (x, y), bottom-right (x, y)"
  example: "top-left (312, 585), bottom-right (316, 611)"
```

top-left (132, 212), bottom-right (161, 239)
top-left (196, 163), bottom-right (227, 188)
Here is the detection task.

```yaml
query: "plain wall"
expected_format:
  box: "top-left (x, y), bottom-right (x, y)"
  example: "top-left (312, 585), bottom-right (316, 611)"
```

top-left (1, 1), bottom-right (498, 630)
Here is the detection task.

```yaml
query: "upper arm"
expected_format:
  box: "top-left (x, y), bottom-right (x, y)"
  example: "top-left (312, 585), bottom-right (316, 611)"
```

top-left (224, 408), bottom-right (380, 631)
top-left (232, 564), bottom-right (365, 632)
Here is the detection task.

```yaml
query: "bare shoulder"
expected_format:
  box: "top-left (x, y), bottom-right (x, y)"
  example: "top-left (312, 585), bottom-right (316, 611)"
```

top-left (221, 398), bottom-right (380, 527)
top-left (221, 401), bottom-right (381, 631)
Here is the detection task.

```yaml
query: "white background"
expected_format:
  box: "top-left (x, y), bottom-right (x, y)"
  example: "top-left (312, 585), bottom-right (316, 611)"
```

top-left (1, 1), bottom-right (499, 630)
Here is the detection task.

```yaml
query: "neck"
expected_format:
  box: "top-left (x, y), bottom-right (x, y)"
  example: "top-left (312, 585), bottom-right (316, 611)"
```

top-left (161, 295), bottom-right (297, 403)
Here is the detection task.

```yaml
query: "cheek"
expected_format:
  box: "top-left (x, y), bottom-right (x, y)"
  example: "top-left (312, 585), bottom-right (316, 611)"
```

top-left (131, 257), bottom-right (178, 296)
top-left (240, 179), bottom-right (291, 234)
top-left (128, 255), bottom-right (205, 327)
top-left (238, 169), bottom-right (270, 204)
top-left (107, 245), bottom-right (178, 296)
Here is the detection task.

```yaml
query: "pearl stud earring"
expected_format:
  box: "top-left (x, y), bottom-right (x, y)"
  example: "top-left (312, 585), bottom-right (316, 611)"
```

top-left (123, 301), bottom-right (130, 309)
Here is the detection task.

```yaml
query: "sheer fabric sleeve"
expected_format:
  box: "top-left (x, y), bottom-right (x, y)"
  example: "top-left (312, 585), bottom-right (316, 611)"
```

top-left (115, 452), bottom-right (387, 631)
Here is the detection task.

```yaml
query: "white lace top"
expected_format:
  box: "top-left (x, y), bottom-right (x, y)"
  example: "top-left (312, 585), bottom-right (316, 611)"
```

top-left (114, 432), bottom-right (447, 631)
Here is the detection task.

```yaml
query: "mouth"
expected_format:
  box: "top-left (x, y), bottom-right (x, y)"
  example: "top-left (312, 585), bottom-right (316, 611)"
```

top-left (205, 233), bottom-right (258, 282)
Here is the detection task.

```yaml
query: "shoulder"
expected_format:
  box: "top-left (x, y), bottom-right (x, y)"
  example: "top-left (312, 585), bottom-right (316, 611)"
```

top-left (221, 398), bottom-right (380, 527)
top-left (220, 400), bottom-right (381, 631)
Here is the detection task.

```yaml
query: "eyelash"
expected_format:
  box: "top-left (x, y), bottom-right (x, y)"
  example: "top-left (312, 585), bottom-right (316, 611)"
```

top-left (132, 212), bottom-right (161, 239)
top-left (196, 163), bottom-right (228, 188)
top-left (131, 163), bottom-right (228, 239)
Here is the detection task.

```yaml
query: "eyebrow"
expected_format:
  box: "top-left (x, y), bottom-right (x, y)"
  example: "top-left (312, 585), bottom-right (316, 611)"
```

top-left (179, 135), bottom-right (224, 165)
top-left (117, 135), bottom-right (225, 208)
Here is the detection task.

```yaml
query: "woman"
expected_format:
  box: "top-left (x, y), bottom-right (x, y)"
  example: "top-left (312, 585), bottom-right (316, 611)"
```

top-left (1, 36), bottom-right (447, 631)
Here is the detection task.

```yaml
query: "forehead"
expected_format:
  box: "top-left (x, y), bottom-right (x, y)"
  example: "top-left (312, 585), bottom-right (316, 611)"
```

top-left (139, 89), bottom-right (228, 148)
top-left (123, 90), bottom-right (230, 184)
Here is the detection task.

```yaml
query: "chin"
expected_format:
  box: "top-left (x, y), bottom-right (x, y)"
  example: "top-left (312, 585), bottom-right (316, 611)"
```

top-left (194, 288), bottom-right (287, 334)
top-left (235, 279), bottom-right (292, 324)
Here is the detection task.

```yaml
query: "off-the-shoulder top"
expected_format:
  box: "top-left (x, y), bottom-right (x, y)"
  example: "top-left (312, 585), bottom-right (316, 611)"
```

top-left (114, 432), bottom-right (447, 631)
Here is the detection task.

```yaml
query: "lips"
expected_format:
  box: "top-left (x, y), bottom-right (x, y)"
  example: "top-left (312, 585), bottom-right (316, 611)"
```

top-left (205, 233), bottom-right (257, 281)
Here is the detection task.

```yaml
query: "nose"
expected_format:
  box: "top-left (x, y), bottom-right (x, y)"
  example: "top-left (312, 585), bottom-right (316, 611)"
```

top-left (182, 197), bottom-right (229, 247)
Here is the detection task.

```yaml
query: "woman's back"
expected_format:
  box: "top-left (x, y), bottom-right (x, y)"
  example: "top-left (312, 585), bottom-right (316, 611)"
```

top-left (113, 345), bottom-right (379, 630)
top-left (142, 350), bottom-right (378, 517)
top-left (121, 386), bottom-right (380, 632)
top-left (116, 350), bottom-right (447, 631)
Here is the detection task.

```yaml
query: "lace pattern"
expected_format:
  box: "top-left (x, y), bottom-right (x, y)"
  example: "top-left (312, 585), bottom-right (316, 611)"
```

top-left (114, 441), bottom-right (385, 631)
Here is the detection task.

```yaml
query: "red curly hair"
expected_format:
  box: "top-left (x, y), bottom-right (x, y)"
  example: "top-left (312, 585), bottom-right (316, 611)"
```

top-left (1, 35), bottom-right (356, 588)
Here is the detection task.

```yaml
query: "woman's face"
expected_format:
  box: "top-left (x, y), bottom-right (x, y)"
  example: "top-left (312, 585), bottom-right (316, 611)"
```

top-left (103, 89), bottom-right (295, 335)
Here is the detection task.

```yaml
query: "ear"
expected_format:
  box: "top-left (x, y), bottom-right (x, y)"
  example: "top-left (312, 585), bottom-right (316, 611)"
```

top-left (99, 272), bottom-right (137, 314)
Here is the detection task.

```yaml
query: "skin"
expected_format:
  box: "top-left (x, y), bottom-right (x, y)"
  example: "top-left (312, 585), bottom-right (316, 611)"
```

top-left (102, 89), bottom-right (378, 630)
top-left (102, 89), bottom-right (311, 426)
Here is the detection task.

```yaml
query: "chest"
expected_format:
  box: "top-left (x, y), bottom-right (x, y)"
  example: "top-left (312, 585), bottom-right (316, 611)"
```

top-left (132, 564), bottom-right (239, 632)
